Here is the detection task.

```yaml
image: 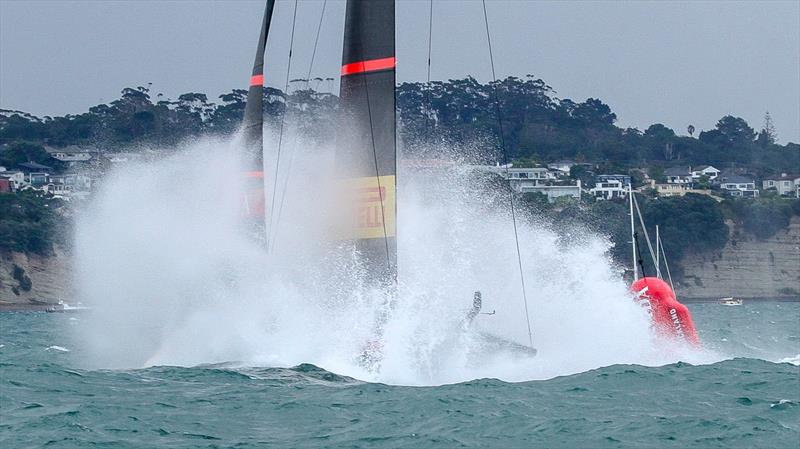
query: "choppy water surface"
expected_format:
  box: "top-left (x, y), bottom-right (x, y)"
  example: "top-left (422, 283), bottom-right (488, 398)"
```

top-left (1, 302), bottom-right (798, 448)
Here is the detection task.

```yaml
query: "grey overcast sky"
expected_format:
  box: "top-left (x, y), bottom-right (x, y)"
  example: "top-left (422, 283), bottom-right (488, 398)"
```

top-left (1, 0), bottom-right (798, 143)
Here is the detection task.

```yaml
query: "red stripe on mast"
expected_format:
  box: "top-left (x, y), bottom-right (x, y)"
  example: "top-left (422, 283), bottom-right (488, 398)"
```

top-left (341, 57), bottom-right (396, 76)
top-left (250, 74), bottom-right (264, 86)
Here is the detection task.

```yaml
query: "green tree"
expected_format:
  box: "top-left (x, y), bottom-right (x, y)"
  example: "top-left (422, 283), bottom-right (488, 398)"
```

top-left (0, 142), bottom-right (54, 168)
top-left (714, 115), bottom-right (756, 146)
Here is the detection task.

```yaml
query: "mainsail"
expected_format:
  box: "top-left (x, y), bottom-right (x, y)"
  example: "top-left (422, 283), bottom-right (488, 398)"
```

top-left (241, 0), bottom-right (276, 228)
top-left (337, 0), bottom-right (397, 286)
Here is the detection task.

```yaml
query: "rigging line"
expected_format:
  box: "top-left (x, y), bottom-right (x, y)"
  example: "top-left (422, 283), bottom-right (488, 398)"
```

top-left (481, 0), bottom-right (533, 348)
top-left (659, 236), bottom-right (676, 291)
top-left (272, 0), bottom-right (327, 249)
top-left (632, 193), bottom-right (658, 271)
top-left (424, 0), bottom-right (434, 138)
top-left (266, 0), bottom-right (299, 253)
top-left (305, 0), bottom-right (327, 85)
top-left (362, 67), bottom-right (393, 278)
top-left (634, 232), bottom-right (648, 278)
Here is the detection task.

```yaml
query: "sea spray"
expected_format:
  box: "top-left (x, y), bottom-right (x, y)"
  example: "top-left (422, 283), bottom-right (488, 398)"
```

top-left (73, 134), bottom-right (711, 384)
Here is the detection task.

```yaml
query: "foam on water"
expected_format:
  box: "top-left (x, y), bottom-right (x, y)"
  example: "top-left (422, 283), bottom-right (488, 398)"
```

top-left (74, 135), bottom-right (713, 385)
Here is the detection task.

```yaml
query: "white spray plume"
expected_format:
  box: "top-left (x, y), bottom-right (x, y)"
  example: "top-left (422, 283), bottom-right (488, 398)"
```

top-left (74, 134), bottom-right (711, 385)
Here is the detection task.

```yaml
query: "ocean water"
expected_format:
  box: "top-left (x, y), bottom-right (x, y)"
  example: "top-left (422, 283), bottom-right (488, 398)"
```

top-left (1, 302), bottom-right (798, 448)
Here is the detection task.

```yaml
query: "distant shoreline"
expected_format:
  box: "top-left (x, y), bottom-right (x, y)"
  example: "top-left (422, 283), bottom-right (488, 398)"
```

top-left (2, 296), bottom-right (799, 313)
top-left (0, 303), bottom-right (86, 313)
top-left (680, 296), bottom-right (799, 304)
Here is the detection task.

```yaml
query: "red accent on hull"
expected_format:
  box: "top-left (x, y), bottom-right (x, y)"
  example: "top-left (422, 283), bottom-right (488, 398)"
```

top-left (341, 57), bottom-right (396, 76)
top-left (632, 277), bottom-right (700, 346)
top-left (250, 74), bottom-right (264, 86)
top-left (244, 171), bottom-right (264, 178)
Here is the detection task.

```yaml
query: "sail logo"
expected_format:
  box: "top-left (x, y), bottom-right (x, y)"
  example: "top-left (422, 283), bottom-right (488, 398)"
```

top-left (669, 308), bottom-right (685, 338)
top-left (345, 175), bottom-right (396, 239)
top-left (357, 186), bottom-right (387, 229)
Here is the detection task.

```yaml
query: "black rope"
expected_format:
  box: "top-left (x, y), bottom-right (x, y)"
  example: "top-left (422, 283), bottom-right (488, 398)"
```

top-left (266, 0), bottom-right (299, 253)
top-left (482, 0), bottom-right (533, 348)
top-left (634, 231), bottom-right (648, 278)
top-left (271, 0), bottom-right (327, 249)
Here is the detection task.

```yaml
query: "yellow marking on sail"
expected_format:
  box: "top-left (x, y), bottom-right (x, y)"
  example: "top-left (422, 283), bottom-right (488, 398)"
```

top-left (345, 175), bottom-right (396, 239)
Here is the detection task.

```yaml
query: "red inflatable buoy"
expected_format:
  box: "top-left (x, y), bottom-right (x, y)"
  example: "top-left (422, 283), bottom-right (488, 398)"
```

top-left (631, 277), bottom-right (700, 346)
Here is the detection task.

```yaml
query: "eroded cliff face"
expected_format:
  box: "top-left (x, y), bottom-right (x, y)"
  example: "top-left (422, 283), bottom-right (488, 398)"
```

top-left (678, 217), bottom-right (800, 299)
top-left (0, 247), bottom-right (72, 305)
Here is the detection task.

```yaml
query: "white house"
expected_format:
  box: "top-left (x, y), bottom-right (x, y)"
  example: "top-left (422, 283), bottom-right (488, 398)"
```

top-left (590, 178), bottom-right (628, 200)
top-left (719, 174), bottom-right (759, 197)
top-left (664, 167), bottom-right (693, 185)
top-left (487, 166), bottom-right (557, 192)
top-left (546, 160), bottom-right (575, 174)
top-left (762, 174), bottom-right (800, 197)
top-left (504, 167), bottom-right (554, 181)
top-left (45, 182), bottom-right (72, 197)
top-left (49, 173), bottom-right (92, 192)
top-left (690, 165), bottom-right (721, 181)
top-left (521, 180), bottom-right (582, 202)
top-left (0, 167), bottom-right (25, 190)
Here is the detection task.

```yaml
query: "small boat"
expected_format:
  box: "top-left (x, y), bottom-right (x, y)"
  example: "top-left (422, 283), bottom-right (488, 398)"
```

top-left (719, 297), bottom-right (743, 306)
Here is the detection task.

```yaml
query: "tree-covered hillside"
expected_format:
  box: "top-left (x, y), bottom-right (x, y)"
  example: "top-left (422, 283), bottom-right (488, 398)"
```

top-left (2, 76), bottom-right (797, 175)
top-left (1, 77), bottom-right (798, 271)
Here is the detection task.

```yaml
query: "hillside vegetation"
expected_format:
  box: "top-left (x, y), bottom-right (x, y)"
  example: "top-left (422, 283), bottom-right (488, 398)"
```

top-left (2, 77), bottom-right (798, 274)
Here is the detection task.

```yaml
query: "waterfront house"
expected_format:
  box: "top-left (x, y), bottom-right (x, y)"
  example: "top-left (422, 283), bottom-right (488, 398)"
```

top-left (520, 180), bottom-right (582, 202)
top-left (17, 161), bottom-right (53, 186)
top-left (664, 167), bottom-right (693, 185)
top-left (762, 173), bottom-right (800, 197)
top-left (476, 164), bottom-right (579, 202)
top-left (590, 177), bottom-right (628, 200)
top-left (488, 166), bottom-right (557, 192)
top-left (0, 167), bottom-right (24, 191)
top-left (690, 165), bottom-right (721, 181)
top-left (49, 173), bottom-right (92, 191)
top-left (598, 174), bottom-right (632, 186)
top-left (719, 174), bottom-right (759, 197)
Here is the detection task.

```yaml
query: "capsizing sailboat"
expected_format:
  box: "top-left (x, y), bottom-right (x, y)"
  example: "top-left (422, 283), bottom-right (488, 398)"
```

top-left (240, 0), bottom-right (537, 369)
top-left (627, 185), bottom-right (700, 346)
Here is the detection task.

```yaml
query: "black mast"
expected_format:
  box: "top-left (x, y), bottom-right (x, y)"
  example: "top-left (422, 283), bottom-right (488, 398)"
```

top-left (241, 0), bottom-right (276, 231)
top-left (243, 0), bottom-right (276, 165)
top-left (338, 0), bottom-right (397, 286)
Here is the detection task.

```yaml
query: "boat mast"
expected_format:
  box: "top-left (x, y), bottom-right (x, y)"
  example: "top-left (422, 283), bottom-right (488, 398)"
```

top-left (243, 0), bottom-right (276, 164)
top-left (629, 183), bottom-right (638, 280)
top-left (337, 0), bottom-right (397, 286)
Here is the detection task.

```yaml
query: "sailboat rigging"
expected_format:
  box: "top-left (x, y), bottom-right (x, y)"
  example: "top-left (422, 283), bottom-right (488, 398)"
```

top-left (240, 0), bottom-right (537, 367)
top-left (627, 186), bottom-right (700, 346)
